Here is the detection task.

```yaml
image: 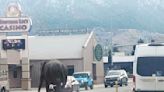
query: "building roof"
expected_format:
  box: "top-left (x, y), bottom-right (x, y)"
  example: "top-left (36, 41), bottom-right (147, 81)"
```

top-left (103, 56), bottom-right (134, 63)
top-left (28, 34), bottom-right (91, 59)
top-left (5, 33), bottom-right (94, 60)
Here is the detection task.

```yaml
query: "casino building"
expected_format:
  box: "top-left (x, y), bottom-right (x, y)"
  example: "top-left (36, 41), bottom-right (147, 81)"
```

top-left (0, 32), bottom-right (104, 88)
top-left (0, 2), bottom-right (104, 89)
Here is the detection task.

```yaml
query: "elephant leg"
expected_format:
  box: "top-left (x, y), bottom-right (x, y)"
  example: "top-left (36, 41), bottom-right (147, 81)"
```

top-left (55, 82), bottom-right (62, 92)
top-left (46, 82), bottom-right (49, 92)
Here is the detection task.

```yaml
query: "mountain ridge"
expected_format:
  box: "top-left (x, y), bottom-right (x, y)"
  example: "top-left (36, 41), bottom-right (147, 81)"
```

top-left (0, 0), bottom-right (164, 33)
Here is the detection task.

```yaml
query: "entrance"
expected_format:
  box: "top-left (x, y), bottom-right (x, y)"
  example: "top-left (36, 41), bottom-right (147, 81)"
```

top-left (92, 63), bottom-right (97, 80)
top-left (8, 65), bottom-right (22, 88)
top-left (67, 65), bottom-right (74, 76)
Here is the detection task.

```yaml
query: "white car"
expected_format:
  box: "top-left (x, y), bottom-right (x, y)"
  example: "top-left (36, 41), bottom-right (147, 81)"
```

top-left (65, 76), bottom-right (80, 92)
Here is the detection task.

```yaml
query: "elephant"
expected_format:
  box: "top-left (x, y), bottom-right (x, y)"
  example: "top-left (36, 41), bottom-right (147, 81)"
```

top-left (38, 60), bottom-right (67, 92)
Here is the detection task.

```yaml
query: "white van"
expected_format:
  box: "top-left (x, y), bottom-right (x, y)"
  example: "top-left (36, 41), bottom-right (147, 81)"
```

top-left (133, 43), bottom-right (164, 92)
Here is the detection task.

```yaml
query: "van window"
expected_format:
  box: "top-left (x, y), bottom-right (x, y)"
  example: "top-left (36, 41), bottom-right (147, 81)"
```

top-left (137, 57), bottom-right (164, 76)
top-left (107, 71), bottom-right (121, 76)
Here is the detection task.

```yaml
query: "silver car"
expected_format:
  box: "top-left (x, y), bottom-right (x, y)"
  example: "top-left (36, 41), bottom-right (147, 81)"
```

top-left (104, 69), bottom-right (128, 88)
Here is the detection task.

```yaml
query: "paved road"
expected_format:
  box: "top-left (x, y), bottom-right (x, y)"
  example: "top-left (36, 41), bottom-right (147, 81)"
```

top-left (10, 79), bottom-right (133, 92)
top-left (80, 84), bottom-right (133, 92)
top-left (10, 84), bottom-right (133, 92)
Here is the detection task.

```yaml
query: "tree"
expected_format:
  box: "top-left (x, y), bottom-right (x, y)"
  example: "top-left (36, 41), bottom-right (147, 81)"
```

top-left (131, 45), bottom-right (136, 55)
top-left (151, 39), bottom-right (155, 43)
top-left (108, 49), bottom-right (112, 65)
top-left (113, 46), bottom-right (119, 52)
top-left (137, 38), bottom-right (144, 44)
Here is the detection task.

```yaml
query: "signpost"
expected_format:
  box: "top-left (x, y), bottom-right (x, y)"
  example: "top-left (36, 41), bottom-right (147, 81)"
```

top-left (0, 2), bottom-right (32, 90)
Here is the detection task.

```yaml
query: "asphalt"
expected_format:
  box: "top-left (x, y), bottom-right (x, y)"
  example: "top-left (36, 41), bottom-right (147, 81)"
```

top-left (10, 78), bottom-right (133, 92)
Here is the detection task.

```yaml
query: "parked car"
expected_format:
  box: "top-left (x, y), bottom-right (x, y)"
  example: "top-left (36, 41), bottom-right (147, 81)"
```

top-left (104, 69), bottom-right (128, 88)
top-left (65, 76), bottom-right (80, 92)
top-left (73, 72), bottom-right (93, 90)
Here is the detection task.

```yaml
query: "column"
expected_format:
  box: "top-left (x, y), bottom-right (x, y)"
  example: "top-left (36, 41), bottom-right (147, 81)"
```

top-left (21, 32), bottom-right (31, 90)
top-left (0, 33), bottom-right (9, 89)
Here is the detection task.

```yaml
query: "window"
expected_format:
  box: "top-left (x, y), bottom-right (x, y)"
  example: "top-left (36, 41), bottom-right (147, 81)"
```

top-left (13, 70), bottom-right (17, 78)
top-left (137, 57), bottom-right (164, 76)
top-left (73, 73), bottom-right (88, 78)
top-left (67, 65), bottom-right (74, 76)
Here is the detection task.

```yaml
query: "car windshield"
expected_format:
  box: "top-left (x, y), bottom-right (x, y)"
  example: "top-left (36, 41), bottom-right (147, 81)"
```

top-left (73, 73), bottom-right (88, 78)
top-left (107, 71), bottom-right (121, 76)
top-left (137, 57), bottom-right (164, 76)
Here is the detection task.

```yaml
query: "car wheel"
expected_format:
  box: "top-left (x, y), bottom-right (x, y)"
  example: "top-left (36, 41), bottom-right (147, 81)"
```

top-left (110, 85), bottom-right (113, 87)
top-left (1, 88), bottom-right (6, 92)
top-left (90, 84), bottom-right (93, 89)
top-left (119, 79), bottom-right (123, 87)
top-left (125, 82), bottom-right (128, 86)
top-left (119, 81), bottom-right (122, 87)
top-left (85, 86), bottom-right (88, 90)
top-left (84, 83), bottom-right (88, 90)
top-left (105, 84), bottom-right (108, 88)
top-left (76, 89), bottom-right (79, 92)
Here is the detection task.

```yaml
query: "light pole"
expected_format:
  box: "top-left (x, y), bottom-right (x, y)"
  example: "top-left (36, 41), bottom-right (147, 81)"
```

top-left (107, 32), bottom-right (113, 69)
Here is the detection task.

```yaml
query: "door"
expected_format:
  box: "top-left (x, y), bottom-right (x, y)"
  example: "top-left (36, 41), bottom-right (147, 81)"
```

top-left (9, 65), bottom-right (22, 88)
top-left (136, 57), bottom-right (156, 91)
top-left (137, 57), bottom-right (164, 91)
top-left (155, 48), bottom-right (164, 91)
top-left (67, 65), bottom-right (74, 76)
top-left (92, 63), bottom-right (96, 80)
top-left (156, 77), bottom-right (164, 91)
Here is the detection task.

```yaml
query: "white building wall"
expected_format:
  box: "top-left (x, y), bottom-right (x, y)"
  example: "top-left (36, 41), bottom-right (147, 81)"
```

top-left (83, 32), bottom-right (104, 84)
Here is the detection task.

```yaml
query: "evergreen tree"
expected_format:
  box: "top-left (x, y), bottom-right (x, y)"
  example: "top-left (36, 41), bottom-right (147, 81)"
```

top-left (108, 49), bottom-right (112, 65)
top-left (137, 38), bottom-right (144, 44)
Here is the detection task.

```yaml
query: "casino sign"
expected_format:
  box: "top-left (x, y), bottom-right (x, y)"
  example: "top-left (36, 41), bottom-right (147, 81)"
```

top-left (0, 2), bottom-right (32, 33)
top-left (0, 17), bottom-right (32, 32)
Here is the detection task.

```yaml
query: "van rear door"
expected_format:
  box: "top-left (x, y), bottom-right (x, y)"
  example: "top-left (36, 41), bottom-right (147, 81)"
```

top-left (137, 57), bottom-right (164, 91)
top-left (155, 47), bottom-right (164, 91)
top-left (135, 76), bottom-right (156, 91)
top-left (156, 77), bottom-right (164, 91)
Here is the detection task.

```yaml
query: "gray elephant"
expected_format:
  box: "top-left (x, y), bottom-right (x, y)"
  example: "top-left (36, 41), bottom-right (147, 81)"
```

top-left (38, 60), bottom-right (67, 92)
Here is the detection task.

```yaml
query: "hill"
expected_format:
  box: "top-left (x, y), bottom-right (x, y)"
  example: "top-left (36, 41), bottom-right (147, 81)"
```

top-left (0, 0), bottom-right (164, 33)
top-left (95, 29), bottom-right (164, 55)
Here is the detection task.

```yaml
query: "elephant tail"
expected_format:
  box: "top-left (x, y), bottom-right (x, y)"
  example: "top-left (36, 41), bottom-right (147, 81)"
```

top-left (38, 61), bottom-right (47, 92)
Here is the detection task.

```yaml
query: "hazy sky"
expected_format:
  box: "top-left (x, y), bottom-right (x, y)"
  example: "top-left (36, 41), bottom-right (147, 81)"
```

top-left (0, 0), bottom-right (164, 33)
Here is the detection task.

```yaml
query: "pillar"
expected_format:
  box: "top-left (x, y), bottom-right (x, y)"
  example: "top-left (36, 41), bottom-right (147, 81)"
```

top-left (0, 33), bottom-right (9, 90)
top-left (21, 32), bottom-right (31, 90)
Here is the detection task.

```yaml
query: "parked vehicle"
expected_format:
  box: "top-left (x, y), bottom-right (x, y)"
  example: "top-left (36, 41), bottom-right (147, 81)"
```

top-left (65, 76), bottom-right (80, 92)
top-left (73, 72), bottom-right (93, 90)
top-left (133, 43), bottom-right (164, 92)
top-left (0, 70), bottom-right (9, 92)
top-left (104, 69), bottom-right (128, 88)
